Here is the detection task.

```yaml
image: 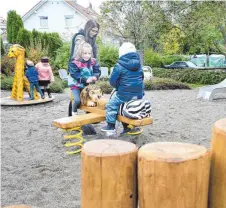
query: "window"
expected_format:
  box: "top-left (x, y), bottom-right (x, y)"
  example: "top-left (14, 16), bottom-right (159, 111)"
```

top-left (40, 16), bottom-right (48, 28)
top-left (65, 15), bottom-right (74, 27)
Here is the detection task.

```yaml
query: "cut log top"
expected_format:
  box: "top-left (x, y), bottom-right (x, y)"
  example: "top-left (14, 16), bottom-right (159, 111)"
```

top-left (139, 142), bottom-right (208, 162)
top-left (214, 118), bottom-right (226, 136)
top-left (82, 139), bottom-right (138, 157)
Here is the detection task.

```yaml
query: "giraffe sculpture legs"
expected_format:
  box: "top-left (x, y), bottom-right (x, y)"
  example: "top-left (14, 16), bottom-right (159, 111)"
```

top-left (11, 70), bottom-right (24, 101)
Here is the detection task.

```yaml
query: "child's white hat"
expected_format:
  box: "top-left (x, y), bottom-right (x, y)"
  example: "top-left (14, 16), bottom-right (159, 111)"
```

top-left (26, 60), bottom-right (34, 66)
top-left (119, 42), bottom-right (136, 58)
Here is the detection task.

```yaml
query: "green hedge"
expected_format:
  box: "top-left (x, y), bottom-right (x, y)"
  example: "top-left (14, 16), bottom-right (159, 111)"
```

top-left (153, 68), bottom-right (226, 85)
top-left (97, 78), bottom-right (190, 94)
top-left (144, 78), bottom-right (190, 90)
top-left (144, 48), bottom-right (189, 67)
top-left (0, 75), bottom-right (66, 93)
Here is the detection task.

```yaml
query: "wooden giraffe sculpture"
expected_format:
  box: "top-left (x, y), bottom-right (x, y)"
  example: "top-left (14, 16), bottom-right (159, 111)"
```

top-left (8, 44), bottom-right (39, 101)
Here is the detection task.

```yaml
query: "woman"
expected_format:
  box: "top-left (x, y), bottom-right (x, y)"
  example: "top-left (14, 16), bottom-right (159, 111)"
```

top-left (69, 19), bottom-right (100, 63)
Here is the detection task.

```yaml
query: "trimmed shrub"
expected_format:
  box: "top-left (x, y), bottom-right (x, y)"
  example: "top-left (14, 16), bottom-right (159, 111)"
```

top-left (144, 48), bottom-right (189, 67)
top-left (1, 75), bottom-right (14, 90)
top-left (96, 78), bottom-right (190, 94)
top-left (98, 44), bottom-right (118, 68)
top-left (17, 28), bottom-right (31, 48)
top-left (96, 81), bottom-right (113, 94)
top-left (54, 42), bottom-right (70, 69)
top-left (0, 55), bottom-right (16, 76)
top-left (145, 78), bottom-right (191, 90)
top-left (1, 37), bottom-right (5, 55)
top-left (153, 68), bottom-right (226, 85)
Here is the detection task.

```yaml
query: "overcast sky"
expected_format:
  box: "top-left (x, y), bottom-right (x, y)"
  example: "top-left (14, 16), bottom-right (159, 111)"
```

top-left (0, 0), bottom-right (104, 19)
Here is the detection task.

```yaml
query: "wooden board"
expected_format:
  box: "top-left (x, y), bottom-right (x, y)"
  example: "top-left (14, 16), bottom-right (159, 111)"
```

top-left (53, 113), bottom-right (106, 129)
top-left (80, 106), bottom-right (153, 126)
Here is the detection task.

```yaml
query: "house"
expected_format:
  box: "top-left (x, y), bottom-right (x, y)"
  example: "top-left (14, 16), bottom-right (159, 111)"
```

top-left (22, 0), bottom-right (121, 45)
top-left (0, 17), bottom-right (7, 43)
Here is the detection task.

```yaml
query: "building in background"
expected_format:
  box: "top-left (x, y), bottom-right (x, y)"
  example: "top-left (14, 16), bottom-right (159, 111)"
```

top-left (22, 0), bottom-right (120, 45)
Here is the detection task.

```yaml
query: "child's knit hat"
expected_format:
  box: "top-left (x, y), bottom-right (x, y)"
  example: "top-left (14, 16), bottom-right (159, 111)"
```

top-left (119, 42), bottom-right (136, 58)
top-left (26, 60), bottom-right (34, 66)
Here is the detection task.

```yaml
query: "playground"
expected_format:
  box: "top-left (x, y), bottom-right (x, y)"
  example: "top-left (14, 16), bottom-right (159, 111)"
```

top-left (1, 88), bottom-right (225, 208)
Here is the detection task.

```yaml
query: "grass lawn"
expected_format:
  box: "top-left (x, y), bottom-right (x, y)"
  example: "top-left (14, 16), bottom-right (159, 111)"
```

top-left (187, 83), bottom-right (205, 89)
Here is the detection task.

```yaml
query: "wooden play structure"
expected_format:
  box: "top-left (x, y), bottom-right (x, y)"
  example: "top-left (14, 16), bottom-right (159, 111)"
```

top-left (1, 44), bottom-right (54, 106)
top-left (7, 44), bottom-right (39, 101)
top-left (81, 139), bottom-right (138, 208)
top-left (138, 142), bottom-right (210, 208)
top-left (79, 118), bottom-right (225, 208)
top-left (53, 103), bottom-right (153, 154)
top-left (209, 118), bottom-right (226, 208)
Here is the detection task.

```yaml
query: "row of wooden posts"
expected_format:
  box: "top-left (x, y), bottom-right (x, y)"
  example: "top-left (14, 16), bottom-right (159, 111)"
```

top-left (81, 118), bottom-right (226, 208)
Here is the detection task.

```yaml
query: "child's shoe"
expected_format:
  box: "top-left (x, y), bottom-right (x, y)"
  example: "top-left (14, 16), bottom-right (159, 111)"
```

top-left (72, 112), bottom-right (78, 116)
top-left (41, 95), bottom-right (45, 99)
top-left (120, 127), bottom-right (131, 135)
top-left (48, 93), bottom-right (52, 98)
top-left (101, 123), bottom-right (116, 133)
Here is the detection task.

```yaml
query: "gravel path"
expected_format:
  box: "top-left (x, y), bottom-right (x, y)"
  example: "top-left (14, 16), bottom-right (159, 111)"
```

top-left (1, 89), bottom-right (225, 208)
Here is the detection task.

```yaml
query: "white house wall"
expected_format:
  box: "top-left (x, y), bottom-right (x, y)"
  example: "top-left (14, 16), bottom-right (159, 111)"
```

top-left (23, 1), bottom-right (88, 41)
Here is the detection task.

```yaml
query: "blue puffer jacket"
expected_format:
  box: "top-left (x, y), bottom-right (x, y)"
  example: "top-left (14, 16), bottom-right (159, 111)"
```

top-left (110, 52), bottom-right (144, 100)
top-left (25, 66), bottom-right (39, 83)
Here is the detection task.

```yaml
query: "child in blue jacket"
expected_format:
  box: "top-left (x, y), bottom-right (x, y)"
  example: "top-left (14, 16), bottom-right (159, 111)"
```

top-left (68, 41), bottom-right (101, 115)
top-left (101, 42), bottom-right (144, 133)
top-left (25, 60), bottom-right (45, 100)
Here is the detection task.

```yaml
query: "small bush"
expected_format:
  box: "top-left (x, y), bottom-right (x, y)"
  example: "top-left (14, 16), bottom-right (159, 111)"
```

top-left (53, 42), bottom-right (70, 69)
top-left (145, 78), bottom-right (191, 90)
top-left (49, 81), bottom-right (64, 93)
top-left (144, 48), bottom-right (189, 67)
top-left (1, 75), bottom-right (14, 90)
top-left (0, 55), bottom-right (16, 76)
top-left (98, 44), bottom-right (118, 68)
top-left (96, 81), bottom-right (113, 94)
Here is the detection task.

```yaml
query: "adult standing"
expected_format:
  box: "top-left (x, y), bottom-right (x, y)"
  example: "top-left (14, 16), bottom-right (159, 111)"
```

top-left (68, 19), bottom-right (100, 64)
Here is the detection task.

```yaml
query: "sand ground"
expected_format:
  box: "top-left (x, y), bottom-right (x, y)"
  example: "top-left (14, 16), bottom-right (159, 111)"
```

top-left (1, 89), bottom-right (225, 208)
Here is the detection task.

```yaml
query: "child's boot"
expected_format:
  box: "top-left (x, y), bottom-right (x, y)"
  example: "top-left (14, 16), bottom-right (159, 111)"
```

top-left (101, 123), bottom-right (116, 133)
top-left (46, 88), bottom-right (52, 98)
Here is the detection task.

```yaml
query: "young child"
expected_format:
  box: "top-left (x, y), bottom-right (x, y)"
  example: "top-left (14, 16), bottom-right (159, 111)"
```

top-left (35, 57), bottom-right (54, 98)
top-left (25, 60), bottom-right (45, 100)
top-left (101, 42), bottom-right (144, 133)
top-left (68, 41), bottom-right (101, 115)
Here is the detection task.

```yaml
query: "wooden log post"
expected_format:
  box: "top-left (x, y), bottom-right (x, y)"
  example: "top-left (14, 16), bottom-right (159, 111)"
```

top-left (81, 139), bottom-right (138, 208)
top-left (209, 118), bottom-right (226, 208)
top-left (138, 142), bottom-right (210, 208)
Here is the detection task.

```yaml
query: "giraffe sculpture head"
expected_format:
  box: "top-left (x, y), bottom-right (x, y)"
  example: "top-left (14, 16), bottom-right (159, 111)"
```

top-left (8, 44), bottom-right (25, 58)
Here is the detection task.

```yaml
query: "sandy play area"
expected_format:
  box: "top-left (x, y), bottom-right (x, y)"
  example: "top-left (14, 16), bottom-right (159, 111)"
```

top-left (1, 89), bottom-right (225, 208)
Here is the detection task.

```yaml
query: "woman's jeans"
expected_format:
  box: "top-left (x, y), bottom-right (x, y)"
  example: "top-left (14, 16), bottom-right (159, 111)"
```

top-left (71, 89), bottom-right (81, 113)
top-left (30, 81), bottom-right (44, 99)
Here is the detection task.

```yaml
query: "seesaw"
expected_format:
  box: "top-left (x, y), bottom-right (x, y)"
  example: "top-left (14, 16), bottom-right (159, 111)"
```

top-left (53, 105), bottom-right (153, 155)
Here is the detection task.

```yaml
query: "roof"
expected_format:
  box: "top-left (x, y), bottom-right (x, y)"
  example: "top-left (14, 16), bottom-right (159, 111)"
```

top-left (64, 1), bottom-right (98, 20)
top-left (22, 0), bottom-right (99, 21)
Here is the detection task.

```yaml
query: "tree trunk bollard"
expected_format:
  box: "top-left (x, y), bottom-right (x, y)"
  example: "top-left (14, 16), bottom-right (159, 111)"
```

top-left (138, 142), bottom-right (210, 208)
top-left (209, 118), bottom-right (226, 208)
top-left (81, 139), bottom-right (138, 208)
